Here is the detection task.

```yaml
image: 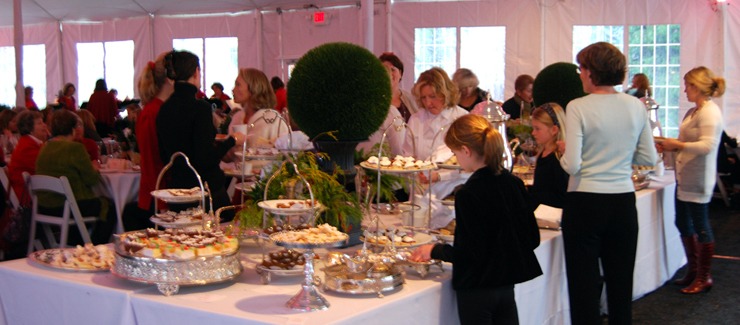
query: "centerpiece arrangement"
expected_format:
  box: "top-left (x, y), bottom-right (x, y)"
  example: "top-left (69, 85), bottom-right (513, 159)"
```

top-left (287, 42), bottom-right (391, 180)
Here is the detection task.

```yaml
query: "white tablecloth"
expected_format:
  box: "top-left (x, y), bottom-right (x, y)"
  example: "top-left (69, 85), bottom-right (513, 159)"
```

top-left (0, 172), bottom-right (682, 325)
top-left (98, 171), bottom-right (141, 233)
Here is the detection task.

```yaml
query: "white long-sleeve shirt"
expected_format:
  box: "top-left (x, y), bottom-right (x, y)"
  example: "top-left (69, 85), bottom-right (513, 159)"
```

top-left (560, 93), bottom-right (658, 193)
top-left (402, 106), bottom-right (468, 162)
top-left (675, 100), bottom-right (724, 203)
top-left (357, 105), bottom-right (405, 157)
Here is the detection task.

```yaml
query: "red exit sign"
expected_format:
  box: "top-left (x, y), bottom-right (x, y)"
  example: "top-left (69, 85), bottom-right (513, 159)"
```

top-left (313, 11), bottom-right (327, 25)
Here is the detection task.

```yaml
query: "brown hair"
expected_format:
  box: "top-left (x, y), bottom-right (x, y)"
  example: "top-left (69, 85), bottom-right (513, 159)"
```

top-left (444, 114), bottom-right (504, 174)
top-left (684, 66), bottom-right (726, 98)
top-left (576, 42), bottom-right (626, 86)
top-left (76, 109), bottom-right (97, 133)
top-left (514, 74), bottom-right (534, 92)
top-left (15, 110), bottom-right (43, 136)
top-left (0, 110), bottom-right (18, 132)
top-left (237, 68), bottom-right (277, 110)
top-left (51, 109), bottom-right (80, 137)
top-left (631, 73), bottom-right (652, 97)
top-left (379, 52), bottom-right (404, 76)
top-left (413, 67), bottom-right (460, 109)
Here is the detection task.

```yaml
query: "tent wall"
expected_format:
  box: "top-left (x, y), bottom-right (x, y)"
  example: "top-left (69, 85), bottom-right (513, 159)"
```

top-left (1, 0), bottom-right (739, 133)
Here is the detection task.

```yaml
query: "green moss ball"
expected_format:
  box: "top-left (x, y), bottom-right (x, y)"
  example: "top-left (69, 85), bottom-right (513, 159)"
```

top-left (532, 62), bottom-right (587, 110)
top-left (287, 42), bottom-right (391, 141)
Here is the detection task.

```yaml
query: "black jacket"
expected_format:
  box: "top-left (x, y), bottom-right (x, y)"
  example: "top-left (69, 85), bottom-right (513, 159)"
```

top-left (156, 82), bottom-right (235, 195)
top-left (431, 167), bottom-right (543, 290)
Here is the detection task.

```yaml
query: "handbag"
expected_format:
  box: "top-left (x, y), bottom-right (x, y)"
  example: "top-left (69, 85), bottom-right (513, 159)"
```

top-left (1, 183), bottom-right (31, 246)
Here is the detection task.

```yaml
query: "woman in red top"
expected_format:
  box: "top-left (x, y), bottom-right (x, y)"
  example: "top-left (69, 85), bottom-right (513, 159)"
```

top-left (58, 83), bottom-right (77, 111)
top-left (133, 53), bottom-right (174, 226)
top-left (24, 86), bottom-right (38, 110)
top-left (8, 110), bottom-right (48, 205)
top-left (86, 79), bottom-right (120, 137)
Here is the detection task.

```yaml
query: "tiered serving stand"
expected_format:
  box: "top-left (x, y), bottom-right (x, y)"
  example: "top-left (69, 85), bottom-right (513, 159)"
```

top-left (110, 152), bottom-right (242, 296)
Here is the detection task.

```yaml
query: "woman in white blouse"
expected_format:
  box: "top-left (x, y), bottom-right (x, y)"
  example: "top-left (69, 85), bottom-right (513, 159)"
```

top-left (403, 67), bottom-right (468, 171)
top-left (229, 68), bottom-right (289, 149)
top-left (658, 66), bottom-right (725, 295)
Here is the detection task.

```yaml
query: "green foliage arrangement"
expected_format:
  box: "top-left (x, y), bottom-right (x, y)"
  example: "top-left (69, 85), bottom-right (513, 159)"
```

top-left (532, 62), bottom-right (587, 110)
top-left (355, 145), bottom-right (407, 204)
top-left (236, 151), bottom-right (363, 231)
top-left (287, 42), bottom-right (391, 141)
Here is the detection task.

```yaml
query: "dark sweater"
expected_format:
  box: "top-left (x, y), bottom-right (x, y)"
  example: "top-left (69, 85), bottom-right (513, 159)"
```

top-left (530, 151), bottom-right (569, 209)
top-left (431, 167), bottom-right (542, 290)
top-left (156, 82), bottom-right (235, 196)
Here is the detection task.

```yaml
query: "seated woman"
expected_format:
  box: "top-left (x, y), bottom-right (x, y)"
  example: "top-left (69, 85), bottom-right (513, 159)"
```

top-left (8, 110), bottom-right (48, 205)
top-left (35, 109), bottom-right (116, 245)
top-left (452, 68), bottom-right (488, 112)
top-left (501, 74), bottom-right (535, 120)
top-left (528, 103), bottom-right (569, 209)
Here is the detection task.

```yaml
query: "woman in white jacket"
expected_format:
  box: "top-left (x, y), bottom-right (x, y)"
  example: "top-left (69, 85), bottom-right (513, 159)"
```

top-left (658, 66), bottom-right (725, 295)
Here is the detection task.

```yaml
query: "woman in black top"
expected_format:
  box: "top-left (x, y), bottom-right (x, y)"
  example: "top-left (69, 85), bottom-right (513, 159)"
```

top-left (529, 103), bottom-right (569, 209)
top-left (156, 50), bottom-right (244, 219)
top-left (411, 114), bottom-right (542, 325)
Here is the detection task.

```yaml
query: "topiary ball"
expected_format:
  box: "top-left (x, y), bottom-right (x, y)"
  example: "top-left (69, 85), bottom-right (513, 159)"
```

top-left (287, 42), bottom-right (391, 141)
top-left (532, 62), bottom-right (587, 110)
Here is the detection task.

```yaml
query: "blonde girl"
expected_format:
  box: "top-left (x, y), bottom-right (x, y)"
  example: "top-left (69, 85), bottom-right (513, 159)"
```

top-left (529, 103), bottom-right (569, 209)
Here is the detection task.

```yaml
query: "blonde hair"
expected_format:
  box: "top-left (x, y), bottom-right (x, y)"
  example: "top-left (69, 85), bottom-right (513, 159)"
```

top-left (237, 68), bottom-right (277, 110)
top-left (444, 114), bottom-right (504, 174)
top-left (532, 102), bottom-right (566, 153)
top-left (684, 66), bottom-right (726, 98)
top-left (138, 52), bottom-right (169, 105)
top-left (413, 67), bottom-right (460, 109)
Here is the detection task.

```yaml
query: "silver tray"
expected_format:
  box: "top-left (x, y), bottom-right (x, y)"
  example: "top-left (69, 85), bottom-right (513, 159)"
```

top-left (359, 161), bottom-right (437, 174)
top-left (436, 163), bottom-right (461, 170)
top-left (322, 264), bottom-right (404, 296)
top-left (111, 250), bottom-right (242, 295)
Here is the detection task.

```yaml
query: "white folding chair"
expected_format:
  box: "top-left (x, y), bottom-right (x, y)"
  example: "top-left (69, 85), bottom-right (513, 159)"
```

top-left (24, 172), bottom-right (98, 254)
top-left (716, 172), bottom-right (732, 207)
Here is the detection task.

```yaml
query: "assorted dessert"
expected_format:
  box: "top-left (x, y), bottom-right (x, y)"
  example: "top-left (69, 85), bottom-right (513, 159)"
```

top-left (275, 199), bottom-right (318, 209)
top-left (260, 249), bottom-right (306, 270)
top-left (166, 187), bottom-right (203, 197)
top-left (364, 155), bottom-right (434, 170)
top-left (247, 147), bottom-right (279, 156)
top-left (152, 207), bottom-right (204, 224)
top-left (440, 156), bottom-right (459, 166)
top-left (262, 223), bottom-right (311, 235)
top-left (363, 228), bottom-right (417, 246)
top-left (118, 228), bottom-right (238, 260)
top-left (269, 223), bottom-right (348, 245)
top-left (32, 243), bottom-right (114, 270)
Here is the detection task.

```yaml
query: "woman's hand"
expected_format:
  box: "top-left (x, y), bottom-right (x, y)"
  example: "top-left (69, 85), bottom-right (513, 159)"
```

top-left (418, 171), bottom-right (439, 184)
top-left (660, 138), bottom-right (682, 152)
top-left (410, 244), bottom-right (435, 262)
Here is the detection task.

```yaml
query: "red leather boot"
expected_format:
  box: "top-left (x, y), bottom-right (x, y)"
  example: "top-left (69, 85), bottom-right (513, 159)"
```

top-left (681, 242), bottom-right (714, 294)
top-left (674, 235), bottom-right (698, 285)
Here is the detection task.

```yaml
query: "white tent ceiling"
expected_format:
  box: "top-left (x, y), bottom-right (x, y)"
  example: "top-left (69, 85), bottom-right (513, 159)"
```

top-left (0, 0), bottom-right (361, 27)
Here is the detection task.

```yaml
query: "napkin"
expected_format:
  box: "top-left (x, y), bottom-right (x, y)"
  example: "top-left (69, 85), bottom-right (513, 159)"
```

top-left (534, 204), bottom-right (562, 230)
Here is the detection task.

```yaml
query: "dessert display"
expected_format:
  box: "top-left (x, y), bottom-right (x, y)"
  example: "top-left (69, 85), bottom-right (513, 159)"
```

top-left (361, 228), bottom-right (433, 247)
top-left (117, 228), bottom-right (238, 260)
top-left (260, 249), bottom-right (306, 270)
top-left (360, 155), bottom-right (435, 172)
top-left (322, 252), bottom-right (404, 296)
top-left (430, 219), bottom-right (456, 242)
top-left (150, 187), bottom-right (207, 203)
top-left (150, 207), bottom-right (205, 228)
top-left (269, 223), bottom-right (348, 246)
top-left (236, 147), bottom-right (281, 159)
top-left (437, 156), bottom-right (461, 169)
top-left (258, 199), bottom-right (322, 216)
top-left (29, 244), bottom-right (114, 271)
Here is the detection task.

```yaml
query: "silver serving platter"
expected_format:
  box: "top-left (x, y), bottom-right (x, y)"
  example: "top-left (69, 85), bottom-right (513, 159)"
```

top-left (322, 264), bottom-right (404, 296)
top-left (111, 250), bottom-right (242, 296)
top-left (269, 232), bottom-right (349, 249)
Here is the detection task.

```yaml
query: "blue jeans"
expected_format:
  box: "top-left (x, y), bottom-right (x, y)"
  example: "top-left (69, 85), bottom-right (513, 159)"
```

top-left (675, 198), bottom-right (714, 243)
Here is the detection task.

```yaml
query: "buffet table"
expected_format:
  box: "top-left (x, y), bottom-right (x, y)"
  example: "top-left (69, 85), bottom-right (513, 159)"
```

top-left (0, 172), bottom-right (681, 325)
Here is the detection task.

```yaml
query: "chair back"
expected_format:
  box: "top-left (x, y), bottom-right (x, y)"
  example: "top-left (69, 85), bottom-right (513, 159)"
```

top-left (24, 172), bottom-right (93, 251)
top-left (0, 167), bottom-right (20, 208)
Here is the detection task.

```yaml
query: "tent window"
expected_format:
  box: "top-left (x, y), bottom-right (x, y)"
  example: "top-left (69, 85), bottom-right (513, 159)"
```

top-left (573, 24), bottom-right (681, 137)
top-left (414, 26), bottom-right (506, 101)
top-left (173, 37), bottom-right (238, 98)
top-left (77, 40), bottom-right (134, 103)
top-left (0, 44), bottom-right (46, 108)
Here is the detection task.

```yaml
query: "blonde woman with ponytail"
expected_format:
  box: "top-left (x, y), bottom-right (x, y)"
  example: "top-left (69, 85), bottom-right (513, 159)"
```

top-left (411, 114), bottom-right (542, 325)
top-left (658, 66), bottom-right (726, 294)
top-left (131, 52), bottom-right (174, 229)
